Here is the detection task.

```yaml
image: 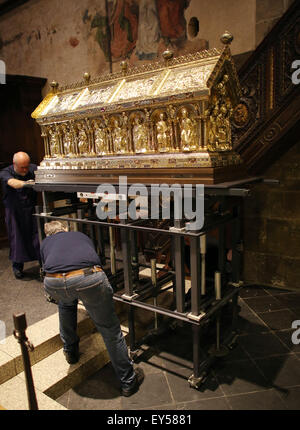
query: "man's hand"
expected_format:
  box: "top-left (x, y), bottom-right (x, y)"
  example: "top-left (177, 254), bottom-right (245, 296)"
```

top-left (7, 178), bottom-right (35, 189)
top-left (23, 180), bottom-right (35, 188)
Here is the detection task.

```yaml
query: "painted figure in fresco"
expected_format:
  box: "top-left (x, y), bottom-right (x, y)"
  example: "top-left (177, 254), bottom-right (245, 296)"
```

top-left (113, 119), bottom-right (128, 153)
top-left (110, 0), bottom-right (139, 59)
top-left (180, 108), bottom-right (198, 151)
top-left (135, 0), bottom-right (160, 60)
top-left (156, 0), bottom-right (189, 42)
top-left (133, 117), bottom-right (148, 153)
top-left (92, 119), bottom-right (108, 155)
top-left (77, 122), bottom-right (89, 155)
top-left (156, 113), bottom-right (171, 152)
top-left (61, 123), bottom-right (76, 156)
top-left (48, 125), bottom-right (60, 157)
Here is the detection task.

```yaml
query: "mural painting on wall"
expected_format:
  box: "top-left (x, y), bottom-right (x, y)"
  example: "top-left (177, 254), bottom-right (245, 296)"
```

top-left (89, 0), bottom-right (192, 63)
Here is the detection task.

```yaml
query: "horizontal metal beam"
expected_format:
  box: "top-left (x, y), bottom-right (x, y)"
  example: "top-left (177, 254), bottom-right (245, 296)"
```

top-left (34, 211), bottom-right (239, 238)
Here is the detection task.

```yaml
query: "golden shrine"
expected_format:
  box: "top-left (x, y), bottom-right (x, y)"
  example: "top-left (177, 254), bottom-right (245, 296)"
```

top-left (32, 31), bottom-right (244, 185)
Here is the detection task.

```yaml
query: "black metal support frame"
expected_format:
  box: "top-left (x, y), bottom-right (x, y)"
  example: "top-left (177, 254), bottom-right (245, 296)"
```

top-left (34, 176), bottom-right (266, 388)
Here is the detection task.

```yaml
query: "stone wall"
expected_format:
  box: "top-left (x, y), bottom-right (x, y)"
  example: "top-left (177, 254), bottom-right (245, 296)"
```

top-left (0, 0), bottom-right (294, 95)
top-left (243, 137), bottom-right (300, 291)
top-left (241, 0), bottom-right (299, 291)
top-left (0, 0), bottom-right (259, 95)
top-left (255, 0), bottom-right (295, 46)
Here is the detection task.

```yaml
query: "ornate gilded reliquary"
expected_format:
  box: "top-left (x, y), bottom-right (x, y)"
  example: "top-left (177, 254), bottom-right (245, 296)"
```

top-left (32, 32), bottom-right (244, 185)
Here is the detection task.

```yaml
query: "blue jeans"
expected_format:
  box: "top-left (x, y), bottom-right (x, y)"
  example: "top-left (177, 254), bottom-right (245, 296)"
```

top-left (44, 270), bottom-right (135, 389)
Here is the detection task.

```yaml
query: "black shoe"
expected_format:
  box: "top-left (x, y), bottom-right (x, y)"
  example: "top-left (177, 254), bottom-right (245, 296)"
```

top-left (121, 367), bottom-right (144, 397)
top-left (14, 270), bottom-right (24, 280)
top-left (63, 350), bottom-right (79, 365)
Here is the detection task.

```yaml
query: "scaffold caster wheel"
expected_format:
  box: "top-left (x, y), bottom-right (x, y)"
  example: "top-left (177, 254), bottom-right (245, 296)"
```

top-left (188, 373), bottom-right (207, 389)
top-left (209, 345), bottom-right (229, 357)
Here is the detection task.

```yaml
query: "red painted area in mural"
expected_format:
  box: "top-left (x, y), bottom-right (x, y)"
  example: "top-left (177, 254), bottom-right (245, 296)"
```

top-left (69, 37), bottom-right (79, 47)
top-left (110, 0), bottom-right (138, 59)
top-left (156, 0), bottom-right (187, 40)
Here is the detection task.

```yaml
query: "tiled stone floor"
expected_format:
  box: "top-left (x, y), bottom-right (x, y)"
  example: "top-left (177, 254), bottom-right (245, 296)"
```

top-left (56, 284), bottom-right (300, 411)
top-left (0, 245), bottom-right (299, 411)
top-left (0, 248), bottom-right (57, 338)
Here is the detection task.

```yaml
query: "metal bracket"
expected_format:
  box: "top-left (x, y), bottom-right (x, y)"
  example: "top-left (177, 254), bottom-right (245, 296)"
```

top-left (77, 192), bottom-right (126, 201)
top-left (188, 372), bottom-right (207, 389)
top-left (228, 280), bottom-right (244, 288)
top-left (169, 226), bottom-right (186, 233)
top-left (187, 311), bottom-right (206, 322)
top-left (121, 293), bottom-right (139, 302)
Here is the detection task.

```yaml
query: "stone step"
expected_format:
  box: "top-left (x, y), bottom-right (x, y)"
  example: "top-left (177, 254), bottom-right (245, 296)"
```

top-left (0, 268), bottom-right (176, 410)
top-left (0, 377), bottom-right (67, 410)
top-left (0, 265), bottom-right (170, 386)
top-left (0, 307), bottom-right (94, 385)
top-left (0, 326), bottom-right (129, 410)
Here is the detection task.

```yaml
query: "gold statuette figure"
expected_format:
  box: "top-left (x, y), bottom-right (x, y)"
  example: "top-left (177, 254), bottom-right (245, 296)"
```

top-left (92, 119), bottom-right (109, 155)
top-left (207, 105), bottom-right (219, 151)
top-left (113, 119), bottom-right (128, 154)
top-left (180, 108), bottom-right (198, 152)
top-left (156, 113), bottom-right (171, 153)
top-left (133, 117), bottom-right (149, 153)
top-left (61, 123), bottom-right (76, 156)
top-left (48, 125), bottom-right (60, 157)
top-left (77, 121), bottom-right (89, 156)
top-left (216, 105), bottom-right (228, 150)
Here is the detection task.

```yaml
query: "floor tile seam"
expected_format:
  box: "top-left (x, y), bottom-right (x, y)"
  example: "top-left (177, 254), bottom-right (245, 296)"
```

top-left (211, 369), bottom-right (231, 398)
top-left (271, 387), bottom-right (292, 410)
top-left (174, 394), bottom-right (228, 407)
top-left (133, 405), bottom-right (176, 411)
top-left (253, 307), bottom-right (294, 316)
top-left (234, 343), bottom-right (272, 385)
top-left (249, 354), bottom-right (300, 390)
top-left (271, 328), bottom-right (298, 351)
top-left (237, 328), bottom-right (292, 337)
top-left (265, 290), bottom-right (297, 297)
top-left (223, 387), bottom-right (280, 399)
top-left (239, 292), bottom-right (271, 299)
top-left (272, 383), bottom-right (300, 390)
top-left (238, 298), bottom-right (257, 314)
top-left (222, 395), bottom-right (233, 410)
top-left (178, 393), bottom-right (227, 404)
top-left (293, 352), bottom-right (300, 361)
top-left (237, 329), bottom-right (272, 337)
top-left (253, 351), bottom-right (298, 362)
top-left (232, 352), bottom-right (295, 361)
top-left (244, 305), bottom-right (292, 314)
top-left (0, 348), bottom-right (20, 362)
top-left (233, 331), bottom-right (297, 351)
top-left (243, 307), bottom-right (288, 331)
top-left (243, 294), bottom-right (287, 304)
top-left (162, 370), bottom-right (177, 407)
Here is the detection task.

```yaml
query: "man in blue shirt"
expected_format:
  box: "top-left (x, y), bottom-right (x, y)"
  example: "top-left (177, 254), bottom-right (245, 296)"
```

top-left (0, 152), bottom-right (40, 279)
top-left (41, 220), bottom-right (143, 397)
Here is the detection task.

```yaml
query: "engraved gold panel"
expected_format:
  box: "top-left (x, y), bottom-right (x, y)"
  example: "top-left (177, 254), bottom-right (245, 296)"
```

top-left (112, 72), bottom-right (164, 103)
top-left (159, 63), bottom-right (216, 95)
